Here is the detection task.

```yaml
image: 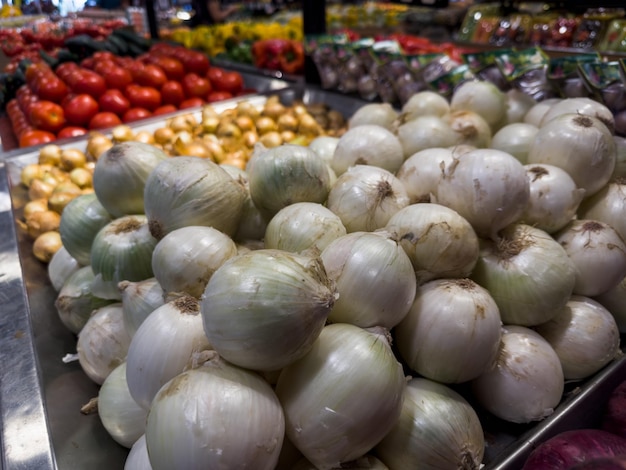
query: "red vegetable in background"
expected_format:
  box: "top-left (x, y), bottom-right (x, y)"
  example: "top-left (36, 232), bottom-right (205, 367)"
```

top-left (603, 380), bottom-right (626, 439)
top-left (522, 429), bottom-right (626, 470)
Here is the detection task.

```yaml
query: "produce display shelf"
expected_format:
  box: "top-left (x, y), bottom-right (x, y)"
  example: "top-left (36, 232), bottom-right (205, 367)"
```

top-left (1, 82), bottom-right (625, 469)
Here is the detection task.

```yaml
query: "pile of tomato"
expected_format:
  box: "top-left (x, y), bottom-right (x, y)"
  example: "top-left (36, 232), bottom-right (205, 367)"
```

top-left (7, 43), bottom-right (252, 148)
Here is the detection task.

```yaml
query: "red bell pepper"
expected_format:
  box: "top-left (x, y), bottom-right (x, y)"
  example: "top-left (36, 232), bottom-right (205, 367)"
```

top-left (252, 39), bottom-right (304, 74)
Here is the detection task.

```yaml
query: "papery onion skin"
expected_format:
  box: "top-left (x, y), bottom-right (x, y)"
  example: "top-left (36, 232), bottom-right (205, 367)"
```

top-left (145, 354), bottom-right (285, 470)
top-left (471, 326), bottom-right (564, 424)
top-left (375, 377), bottom-right (485, 470)
top-left (396, 116), bottom-right (458, 159)
top-left (447, 110), bottom-right (492, 148)
top-left (535, 295), bottom-right (620, 380)
top-left (396, 148), bottom-right (454, 204)
top-left (523, 98), bottom-right (562, 127)
top-left (265, 202), bottom-right (347, 254)
top-left (613, 136), bottom-right (626, 178)
top-left (555, 219), bottom-right (626, 297)
top-left (539, 97), bottom-right (615, 133)
top-left (521, 164), bottom-right (585, 234)
top-left (450, 80), bottom-right (507, 130)
top-left (326, 165), bottom-right (410, 233)
top-left (504, 88), bottom-right (537, 126)
top-left (320, 231), bottom-right (416, 329)
top-left (348, 103), bottom-right (398, 130)
top-left (309, 136), bottom-right (340, 165)
top-left (331, 125), bottom-right (404, 176)
top-left (98, 362), bottom-right (149, 448)
top-left (436, 149), bottom-right (530, 240)
top-left (275, 324), bottom-right (406, 469)
top-left (595, 276), bottom-right (626, 333)
top-left (144, 156), bottom-right (246, 240)
top-left (578, 178), bottom-right (626, 242)
top-left (386, 203), bottom-right (479, 285)
top-left (151, 226), bottom-right (238, 298)
top-left (471, 224), bottom-right (576, 326)
top-left (491, 123), bottom-right (538, 164)
top-left (247, 144), bottom-right (331, 221)
top-left (119, 278), bottom-right (165, 337)
top-left (401, 91), bottom-right (450, 121)
top-left (292, 455), bottom-right (389, 470)
top-left (59, 193), bottom-right (113, 266)
top-left (48, 246), bottom-right (81, 292)
top-left (396, 278), bottom-right (501, 383)
top-left (93, 141), bottom-right (168, 218)
top-left (124, 434), bottom-right (152, 470)
top-left (77, 303), bottom-right (131, 385)
top-left (527, 113), bottom-right (616, 198)
top-left (201, 249), bottom-right (335, 371)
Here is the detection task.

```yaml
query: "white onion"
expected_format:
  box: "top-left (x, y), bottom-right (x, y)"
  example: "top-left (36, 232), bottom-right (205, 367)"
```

top-left (151, 226), bottom-right (238, 298)
top-left (125, 434), bottom-right (152, 470)
top-left (77, 303), bottom-right (131, 385)
top-left (436, 149), bottom-right (530, 240)
top-left (613, 136), bottom-right (626, 178)
top-left (348, 103), bottom-right (399, 130)
top-left (247, 144), bottom-right (332, 221)
top-left (93, 141), bottom-right (168, 218)
top-left (555, 219), bottom-right (626, 297)
top-left (126, 296), bottom-right (212, 410)
top-left (535, 295), bottom-right (620, 380)
top-left (326, 165), bottom-right (410, 233)
top-left (471, 224), bottom-right (576, 326)
top-left (578, 178), bottom-right (626, 242)
top-left (504, 88), bottom-right (537, 125)
top-left (264, 202), bottom-right (347, 253)
top-left (395, 278), bottom-right (501, 383)
top-left (523, 98), bottom-right (562, 127)
top-left (320, 231), bottom-right (416, 329)
top-left (48, 245), bottom-right (81, 292)
top-left (385, 203), bottom-right (479, 284)
top-left (275, 324), bottom-right (406, 469)
top-left (308, 136), bottom-right (340, 165)
top-left (119, 278), bottom-right (165, 337)
top-left (491, 123), bottom-right (538, 163)
top-left (447, 110), bottom-right (492, 148)
top-left (375, 377), bottom-right (485, 470)
top-left (144, 156), bottom-right (246, 239)
top-left (520, 164), bottom-right (585, 234)
top-left (201, 249), bottom-right (335, 371)
top-left (396, 115), bottom-right (457, 159)
top-left (450, 80), bottom-right (507, 130)
top-left (331, 124), bottom-right (404, 176)
top-left (292, 455), bottom-right (388, 470)
top-left (471, 325), bottom-right (564, 423)
top-left (539, 97), bottom-right (615, 133)
top-left (98, 362), bottom-right (148, 448)
top-left (401, 90), bottom-right (450, 121)
top-left (595, 276), bottom-right (626, 333)
top-left (145, 352), bottom-right (284, 470)
top-left (527, 113), bottom-right (616, 198)
top-left (395, 148), bottom-right (454, 203)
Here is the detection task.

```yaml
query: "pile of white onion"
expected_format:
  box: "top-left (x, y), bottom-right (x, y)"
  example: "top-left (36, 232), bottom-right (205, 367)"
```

top-left (44, 88), bottom-right (626, 470)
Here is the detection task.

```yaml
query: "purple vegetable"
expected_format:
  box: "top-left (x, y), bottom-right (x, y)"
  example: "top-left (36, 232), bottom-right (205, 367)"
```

top-left (522, 429), bottom-right (626, 470)
top-left (603, 380), bottom-right (626, 439)
top-left (570, 456), bottom-right (626, 470)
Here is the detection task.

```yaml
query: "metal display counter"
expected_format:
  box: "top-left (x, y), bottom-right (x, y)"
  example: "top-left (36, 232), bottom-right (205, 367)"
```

top-left (1, 83), bottom-right (626, 469)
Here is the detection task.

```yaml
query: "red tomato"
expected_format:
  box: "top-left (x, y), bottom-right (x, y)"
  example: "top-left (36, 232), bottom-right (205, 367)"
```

top-left (98, 89), bottom-right (131, 116)
top-left (182, 73), bottom-right (211, 99)
top-left (92, 51), bottom-right (116, 63)
top-left (114, 56), bottom-right (135, 68)
top-left (149, 56), bottom-right (185, 81)
top-left (29, 101), bottom-right (66, 133)
top-left (148, 43), bottom-right (179, 56)
top-left (212, 71), bottom-right (244, 95)
top-left (178, 50), bottom-right (210, 75)
top-left (179, 97), bottom-right (205, 109)
top-left (34, 75), bottom-right (69, 102)
top-left (69, 70), bottom-right (107, 97)
top-left (80, 57), bottom-right (96, 69)
top-left (89, 112), bottom-right (123, 130)
top-left (57, 126), bottom-right (88, 139)
top-left (19, 129), bottom-right (56, 147)
top-left (101, 66), bottom-right (133, 90)
top-left (63, 94), bottom-right (99, 126)
top-left (153, 105), bottom-right (177, 116)
top-left (93, 59), bottom-right (118, 76)
top-left (125, 85), bottom-right (161, 112)
top-left (127, 61), bottom-right (146, 82)
top-left (55, 62), bottom-right (79, 81)
top-left (207, 90), bottom-right (233, 103)
top-left (160, 80), bottom-right (185, 106)
top-left (207, 66), bottom-right (225, 83)
top-left (123, 107), bottom-right (152, 123)
top-left (136, 64), bottom-right (168, 89)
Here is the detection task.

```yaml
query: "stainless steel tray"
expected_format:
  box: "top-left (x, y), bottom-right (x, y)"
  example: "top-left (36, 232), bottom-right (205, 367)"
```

top-left (2, 85), bottom-right (625, 470)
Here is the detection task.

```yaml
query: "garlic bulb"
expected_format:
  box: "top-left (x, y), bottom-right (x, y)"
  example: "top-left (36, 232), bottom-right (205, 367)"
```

top-left (48, 246), bottom-right (81, 292)
top-left (201, 249), bottom-right (335, 371)
top-left (151, 226), bottom-right (238, 298)
top-left (119, 278), bottom-right (165, 337)
top-left (386, 203), bottom-right (479, 284)
top-left (264, 202), bottom-right (347, 253)
top-left (125, 296), bottom-right (212, 410)
top-left (535, 295), bottom-right (620, 380)
top-left (327, 165), bottom-right (410, 233)
top-left (375, 377), bottom-right (485, 470)
top-left (98, 362), bottom-right (149, 448)
top-left (77, 303), bottom-right (131, 385)
top-left (144, 156), bottom-right (246, 240)
top-left (275, 324), bottom-right (406, 469)
top-left (320, 231), bottom-right (416, 329)
top-left (93, 141), bottom-right (168, 218)
top-left (471, 224), bottom-right (576, 326)
top-left (59, 193), bottom-right (113, 266)
top-left (471, 326), bottom-right (564, 424)
top-left (396, 148), bottom-right (454, 204)
top-left (145, 352), bottom-right (284, 470)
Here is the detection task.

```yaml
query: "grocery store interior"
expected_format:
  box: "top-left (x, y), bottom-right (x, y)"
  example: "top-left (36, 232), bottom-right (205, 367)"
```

top-left (2, 0), bottom-right (626, 469)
